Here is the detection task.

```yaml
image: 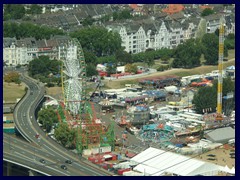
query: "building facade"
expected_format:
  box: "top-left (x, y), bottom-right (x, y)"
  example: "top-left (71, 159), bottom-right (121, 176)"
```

top-left (3, 36), bottom-right (77, 66)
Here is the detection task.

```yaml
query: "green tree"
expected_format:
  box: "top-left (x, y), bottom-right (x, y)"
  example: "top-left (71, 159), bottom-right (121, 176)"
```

top-left (4, 22), bottom-right (65, 39)
top-left (225, 33), bottom-right (235, 50)
top-left (112, 12), bottom-right (119, 21)
top-left (202, 33), bottom-right (218, 65)
top-left (115, 49), bottom-right (132, 65)
top-left (112, 9), bottom-right (132, 21)
top-left (192, 77), bottom-right (235, 114)
top-left (28, 56), bottom-right (49, 76)
top-left (54, 123), bottom-right (76, 148)
top-left (202, 33), bottom-right (228, 65)
top-left (192, 86), bottom-right (217, 114)
top-left (106, 64), bottom-right (116, 76)
top-left (100, 14), bottom-right (111, 23)
top-left (15, 78), bottom-right (21, 86)
top-left (172, 39), bottom-right (202, 68)
top-left (144, 52), bottom-right (155, 67)
top-left (29, 4), bottom-right (42, 14)
top-left (4, 4), bottom-right (26, 20)
top-left (125, 64), bottom-right (138, 74)
top-left (83, 50), bottom-right (98, 65)
top-left (86, 64), bottom-right (98, 77)
top-left (82, 15), bottom-right (95, 26)
top-left (38, 107), bottom-right (58, 133)
top-left (4, 71), bottom-right (21, 84)
top-left (70, 27), bottom-right (122, 57)
top-left (119, 9), bottom-right (132, 20)
top-left (201, 8), bottom-right (215, 17)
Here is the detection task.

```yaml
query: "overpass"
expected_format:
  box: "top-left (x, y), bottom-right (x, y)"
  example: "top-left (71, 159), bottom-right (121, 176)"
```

top-left (7, 72), bottom-right (113, 176)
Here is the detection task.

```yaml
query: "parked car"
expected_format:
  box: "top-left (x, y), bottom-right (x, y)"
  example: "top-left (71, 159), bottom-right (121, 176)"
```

top-left (61, 165), bottom-right (67, 170)
top-left (207, 154), bottom-right (216, 157)
top-left (65, 160), bottom-right (72, 164)
top-left (39, 159), bottom-right (45, 164)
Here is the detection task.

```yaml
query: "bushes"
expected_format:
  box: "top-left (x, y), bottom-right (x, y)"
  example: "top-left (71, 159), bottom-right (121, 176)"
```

top-left (157, 65), bottom-right (171, 72)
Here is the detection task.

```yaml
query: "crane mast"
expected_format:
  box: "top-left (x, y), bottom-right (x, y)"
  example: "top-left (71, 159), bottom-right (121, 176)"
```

top-left (216, 18), bottom-right (224, 121)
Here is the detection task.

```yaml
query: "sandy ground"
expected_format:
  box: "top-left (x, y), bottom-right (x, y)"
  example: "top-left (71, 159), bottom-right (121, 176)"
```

top-left (191, 145), bottom-right (235, 176)
top-left (194, 146), bottom-right (235, 168)
top-left (3, 82), bottom-right (26, 102)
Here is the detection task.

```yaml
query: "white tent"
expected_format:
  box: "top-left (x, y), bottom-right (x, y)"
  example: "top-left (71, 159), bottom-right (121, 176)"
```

top-left (96, 64), bottom-right (106, 71)
top-left (130, 147), bottom-right (223, 176)
top-left (226, 65), bottom-right (235, 70)
top-left (230, 167), bottom-right (235, 175)
top-left (164, 86), bottom-right (178, 93)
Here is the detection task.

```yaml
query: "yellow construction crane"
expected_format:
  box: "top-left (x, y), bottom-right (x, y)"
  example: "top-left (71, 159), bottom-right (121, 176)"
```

top-left (216, 17), bottom-right (224, 121)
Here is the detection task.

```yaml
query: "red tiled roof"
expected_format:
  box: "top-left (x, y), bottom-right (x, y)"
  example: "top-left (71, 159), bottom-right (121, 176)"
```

top-left (162, 4), bottom-right (185, 14)
top-left (129, 4), bottom-right (138, 9)
top-left (200, 5), bottom-right (214, 10)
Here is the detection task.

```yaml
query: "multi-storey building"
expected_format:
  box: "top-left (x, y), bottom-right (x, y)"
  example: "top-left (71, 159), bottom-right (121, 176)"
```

top-left (3, 38), bottom-right (17, 66)
top-left (204, 13), bottom-right (225, 34)
top-left (3, 36), bottom-right (77, 66)
top-left (225, 15), bottom-right (235, 35)
top-left (106, 11), bottom-right (234, 54)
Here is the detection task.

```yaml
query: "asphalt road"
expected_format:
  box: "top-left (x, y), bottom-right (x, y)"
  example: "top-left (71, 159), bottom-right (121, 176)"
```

top-left (10, 72), bottom-right (113, 176)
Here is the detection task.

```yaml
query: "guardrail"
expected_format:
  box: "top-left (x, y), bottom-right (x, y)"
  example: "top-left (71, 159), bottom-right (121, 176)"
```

top-left (3, 158), bottom-right (51, 176)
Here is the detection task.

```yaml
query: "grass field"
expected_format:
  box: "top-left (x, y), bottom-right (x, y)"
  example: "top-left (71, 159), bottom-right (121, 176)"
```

top-left (3, 82), bottom-right (26, 102)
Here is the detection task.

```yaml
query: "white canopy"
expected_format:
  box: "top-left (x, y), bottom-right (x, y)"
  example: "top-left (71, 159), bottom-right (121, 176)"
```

top-left (130, 147), bottom-right (223, 176)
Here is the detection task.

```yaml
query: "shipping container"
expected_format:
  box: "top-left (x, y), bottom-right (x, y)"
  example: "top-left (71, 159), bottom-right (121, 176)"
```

top-left (118, 168), bottom-right (131, 175)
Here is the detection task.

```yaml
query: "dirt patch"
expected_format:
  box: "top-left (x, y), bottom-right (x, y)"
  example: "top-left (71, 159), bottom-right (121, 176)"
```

top-left (190, 145), bottom-right (235, 174)
top-left (46, 86), bottom-right (63, 99)
top-left (103, 59), bottom-right (235, 89)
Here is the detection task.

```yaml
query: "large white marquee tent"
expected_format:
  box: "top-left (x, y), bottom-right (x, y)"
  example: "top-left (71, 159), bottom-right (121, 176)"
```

top-left (129, 147), bottom-right (225, 176)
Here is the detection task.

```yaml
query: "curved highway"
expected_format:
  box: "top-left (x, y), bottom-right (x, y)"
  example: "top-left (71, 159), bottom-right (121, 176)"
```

top-left (11, 72), bottom-right (113, 176)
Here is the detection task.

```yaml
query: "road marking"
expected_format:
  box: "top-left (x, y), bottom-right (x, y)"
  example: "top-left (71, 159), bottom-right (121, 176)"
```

top-left (15, 152), bottom-right (33, 162)
top-left (42, 145), bottom-right (56, 157)
top-left (74, 163), bottom-right (106, 176)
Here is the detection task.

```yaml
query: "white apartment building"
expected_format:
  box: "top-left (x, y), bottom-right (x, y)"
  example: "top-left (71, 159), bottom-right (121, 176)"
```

top-left (204, 14), bottom-right (226, 34)
top-left (106, 12), bottom-right (236, 54)
top-left (4, 43), bottom-right (18, 66)
top-left (107, 19), bottom-right (185, 53)
top-left (3, 36), bottom-right (77, 66)
top-left (155, 21), bottom-right (171, 50)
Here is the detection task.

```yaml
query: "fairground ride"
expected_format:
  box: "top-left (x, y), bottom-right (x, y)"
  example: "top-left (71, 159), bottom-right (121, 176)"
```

top-left (56, 38), bottom-right (114, 154)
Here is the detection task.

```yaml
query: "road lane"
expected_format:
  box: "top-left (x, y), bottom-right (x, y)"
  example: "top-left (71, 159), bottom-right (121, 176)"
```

top-left (9, 73), bottom-right (113, 176)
